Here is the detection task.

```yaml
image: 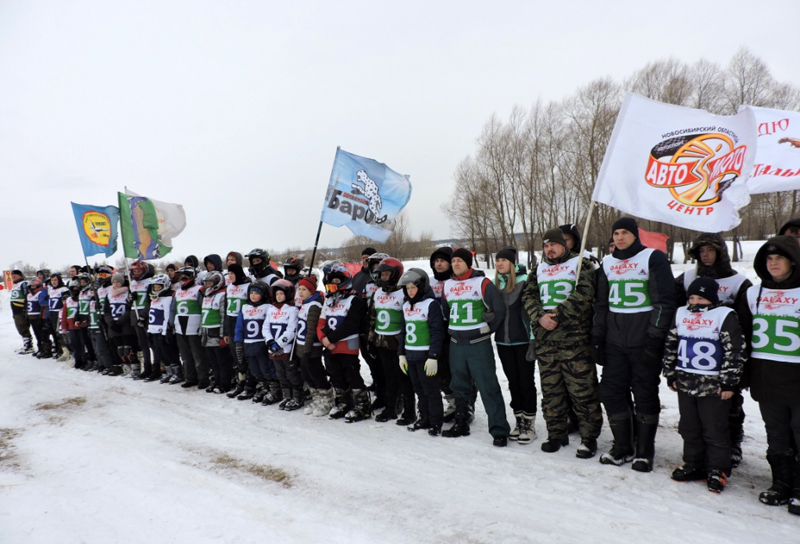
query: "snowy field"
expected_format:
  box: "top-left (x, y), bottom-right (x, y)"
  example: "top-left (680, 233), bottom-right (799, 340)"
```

top-left (2, 241), bottom-right (800, 543)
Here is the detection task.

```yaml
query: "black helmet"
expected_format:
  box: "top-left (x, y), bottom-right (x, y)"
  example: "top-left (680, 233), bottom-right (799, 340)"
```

top-left (246, 248), bottom-right (270, 276)
top-left (177, 266), bottom-right (196, 287)
top-left (247, 280), bottom-right (270, 305)
top-left (283, 257), bottom-right (305, 279)
top-left (77, 273), bottom-right (92, 286)
top-left (367, 253), bottom-right (389, 280)
top-left (398, 268), bottom-right (430, 294)
top-left (67, 278), bottom-right (81, 299)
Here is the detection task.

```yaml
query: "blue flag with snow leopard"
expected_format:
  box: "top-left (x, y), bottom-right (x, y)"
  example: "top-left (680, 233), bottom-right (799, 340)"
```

top-left (320, 148), bottom-right (412, 243)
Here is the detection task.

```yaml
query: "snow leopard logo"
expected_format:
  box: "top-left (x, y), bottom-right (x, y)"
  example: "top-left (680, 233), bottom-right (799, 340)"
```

top-left (351, 170), bottom-right (388, 224)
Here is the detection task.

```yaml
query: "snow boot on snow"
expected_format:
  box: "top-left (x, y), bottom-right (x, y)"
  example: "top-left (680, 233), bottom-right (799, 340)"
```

top-left (517, 413), bottom-right (536, 445)
top-left (442, 394), bottom-right (456, 423)
top-left (671, 464), bottom-right (706, 482)
top-left (707, 469), bottom-right (728, 494)
top-left (442, 418), bottom-right (470, 438)
top-left (313, 388), bottom-right (334, 417)
top-left (17, 337), bottom-right (34, 355)
top-left (303, 388), bottom-right (320, 415)
top-left (252, 382), bottom-right (267, 403)
top-left (509, 411), bottom-right (523, 441)
top-left (278, 387), bottom-right (293, 410)
top-left (328, 388), bottom-right (352, 420)
top-left (227, 375), bottom-right (247, 399)
top-left (345, 389), bottom-right (371, 423)
top-left (760, 453), bottom-right (794, 506)
top-left (284, 387), bottom-right (305, 412)
top-left (261, 380), bottom-right (283, 406)
top-left (600, 412), bottom-right (635, 466)
top-left (631, 414), bottom-right (658, 473)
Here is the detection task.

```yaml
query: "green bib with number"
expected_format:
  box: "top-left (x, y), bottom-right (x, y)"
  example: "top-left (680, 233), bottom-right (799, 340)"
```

top-left (226, 282), bottom-right (249, 316)
top-left (373, 288), bottom-right (404, 335)
top-left (443, 276), bottom-right (486, 331)
top-left (603, 249), bottom-right (654, 314)
top-left (747, 285), bottom-right (800, 363)
top-left (537, 256), bottom-right (580, 310)
top-left (403, 298), bottom-right (433, 350)
top-left (201, 292), bottom-right (224, 327)
top-left (66, 298), bottom-right (79, 320)
top-left (11, 282), bottom-right (25, 303)
top-left (89, 301), bottom-right (100, 329)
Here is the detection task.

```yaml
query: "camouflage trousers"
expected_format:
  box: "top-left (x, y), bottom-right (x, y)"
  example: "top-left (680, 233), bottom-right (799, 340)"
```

top-left (536, 340), bottom-right (603, 440)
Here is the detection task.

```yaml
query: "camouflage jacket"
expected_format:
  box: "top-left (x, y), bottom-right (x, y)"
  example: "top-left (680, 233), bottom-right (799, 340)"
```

top-left (522, 251), bottom-right (596, 346)
top-left (662, 302), bottom-right (745, 397)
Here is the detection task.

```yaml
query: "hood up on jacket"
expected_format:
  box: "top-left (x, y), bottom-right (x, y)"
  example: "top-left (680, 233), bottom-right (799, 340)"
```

top-left (687, 233), bottom-right (735, 279)
top-left (754, 235), bottom-right (800, 289)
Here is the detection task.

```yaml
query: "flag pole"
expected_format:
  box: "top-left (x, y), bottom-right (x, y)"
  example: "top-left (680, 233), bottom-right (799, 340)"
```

top-left (574, 200), bottom-right (596, 280)
top-left (308, 146), bottom-right (341, 273)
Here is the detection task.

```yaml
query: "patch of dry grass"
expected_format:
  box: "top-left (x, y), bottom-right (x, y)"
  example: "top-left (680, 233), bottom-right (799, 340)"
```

top-left (34, 397), bottom-right (87, 411)
top-left (210, 452), bottom-right (293, 488)
top-left (0, 428), bottom-right (21, 466)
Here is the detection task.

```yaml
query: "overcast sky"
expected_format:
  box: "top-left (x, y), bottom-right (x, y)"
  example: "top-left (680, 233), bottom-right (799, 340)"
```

top-left (2, 1), bottom-right (799, 270)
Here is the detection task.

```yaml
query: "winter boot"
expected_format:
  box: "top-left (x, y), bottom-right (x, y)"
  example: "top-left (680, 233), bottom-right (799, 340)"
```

top-left (279, 387), bottom-right (293, 410)
top-left (56, 346), bottom-right (72, 362)
top-left (18, 337), bottom-right (34, 355)
top-left (262, 381), bottom-right (283, 406)
top-left (227, 376), bottom-right (247, 399)
top-left (375, 406), bottom-right (398, 423)
top-left (284, 387), bottom-right (305, 412)
top-left (328, 388), bottom-right (352, 420)
top-left (409, 417), bottom-right (431, 432)
top-left (442, 418), bottom-right (471, 438)
top-left (313, 388), bottom-right (334, 417)
top-left (443, 394), bottom-right (456, 423)
top-left (671, 464), bottom-right (706, 482)
top-left (541, 436), bottom-right (569, 453)
top-left (252, 382), bottom-right (267, 403)
top-left (760, 453), bottom-right (794, 506)
top-left (169, 365), bottom-right (184, 384)
top-left (631, 414), bottom-right (659, 473)
top-left (707, 469), bottom-right (728, 494)
top-left (576, 438), bottom-right (598, 459)
top-left (304, 388), bottom-right (320, 415)
top-left (509, 411), bottom-right (523, 441)
top-left (345, 389), bottom-right (371, 423)
top-left (160, 372), bottom-right (171, 384)
top-left (600, 412), bottom-right (635, 466)
top-left (517, 412), bottom-right (536, 445)
top-left (789, 454), bottom-right (800, 516)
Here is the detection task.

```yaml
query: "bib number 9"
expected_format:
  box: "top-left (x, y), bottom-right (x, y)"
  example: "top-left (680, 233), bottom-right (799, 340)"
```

top-left (246, 320), bottom-right (261, 339)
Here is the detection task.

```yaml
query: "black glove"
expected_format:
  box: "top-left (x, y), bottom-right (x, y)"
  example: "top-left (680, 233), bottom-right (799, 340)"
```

top-left (591, 336), bottom-right (606, 366)
top-left (137, 317), bottom-right (146, 329)
top-left (642, 336), bottom-right (665, 367)
top-left (365, 341), bottom-right (378, 361)
top-left (165, 326), bottom-right (175, 345)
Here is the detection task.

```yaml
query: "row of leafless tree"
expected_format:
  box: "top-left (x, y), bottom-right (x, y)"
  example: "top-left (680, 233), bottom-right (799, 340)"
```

top-left (443, 49), bottom-right (800, 265)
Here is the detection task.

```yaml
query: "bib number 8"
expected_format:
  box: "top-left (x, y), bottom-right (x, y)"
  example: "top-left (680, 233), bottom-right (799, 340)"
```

top-left (406, 322), bottom-right (417, 344)
top-left (677, 339), bottom-right (719, 370)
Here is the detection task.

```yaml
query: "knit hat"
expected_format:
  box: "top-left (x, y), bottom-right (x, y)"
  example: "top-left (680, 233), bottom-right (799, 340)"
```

top-left (362, 247), bottom-right (377, 257)
top-left (611, 217), bottom-right (639, 239)
top-left (451, 248), bottom-right (474, 268)
top-left (686, 277), bottom-right (719, 305)
top-left (299, 275), bottom-right (317, 293)
top-left (11, 269), bottom-right (23, 278)
top-left (496, 246), bottom-right (517, 263)
top-left (430, 247), bottom-right (453, 264)
top-left (542, 228), bottom-right (568, 249)
top-left (764, 243), bottom-right (792, 261)
top-left (112, 273), bottom-right (125, 284)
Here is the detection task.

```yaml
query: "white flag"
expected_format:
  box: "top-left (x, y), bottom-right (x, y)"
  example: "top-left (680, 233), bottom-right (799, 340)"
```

top-left (592, 93), bottom-right (756, 232)
top-left (125, 189), bottom-right (186, 247)
top-left (744, 106), bottom-right (800, 194)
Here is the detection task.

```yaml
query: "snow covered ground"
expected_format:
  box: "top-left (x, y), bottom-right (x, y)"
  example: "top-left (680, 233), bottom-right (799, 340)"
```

top-left (1, 241), bottom-right (799, 543)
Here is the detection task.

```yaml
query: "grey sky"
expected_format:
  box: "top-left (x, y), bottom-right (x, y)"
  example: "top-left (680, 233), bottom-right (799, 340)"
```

top-left (2, 0), bottom-right (798, 270)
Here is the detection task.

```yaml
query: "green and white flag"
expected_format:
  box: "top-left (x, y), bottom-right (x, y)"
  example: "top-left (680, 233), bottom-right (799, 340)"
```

top-left (118, 190), bottom-right (186, 260)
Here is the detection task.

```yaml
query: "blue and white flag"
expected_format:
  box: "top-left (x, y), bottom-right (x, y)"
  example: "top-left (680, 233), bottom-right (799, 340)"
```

top-left (71, 202), bottom-right (120, 257)
top-left (320, 148), bottom-right (412, 243)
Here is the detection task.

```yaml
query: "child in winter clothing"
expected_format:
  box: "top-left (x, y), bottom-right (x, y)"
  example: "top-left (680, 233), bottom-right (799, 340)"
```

top-left (295, 275), bottom-right (332, 416)
top-left (171, 266), bottom-right (209, 389)
top-left (738, 236), bottom-right (800, 514)
top-left (662, 277), bottom-right (745, 494)
top-left (46, 274), bottom-right (68, 358)
top-left (26, 278), bottom-right (51, 358)
top-left (397, 268), bottom-right (445, 435)
top-left (61, 279), bottom-right (88, 369)
top-left (87, 282), bottom-right (114, 372)
top-left (104, 273), bottom-right (138, 376)
top-left (200, 271), bottom-right (233, 393)
top-left (233, 281), bottom-right (275, 404)
top-left (224, 264), bottom-right (252, 398)
top-left (147, 274), bottom-right (181, 384)
top-left (263, 279), bottom-right (301, 410)
top-left (10, 270), bottom-right (33, 354)
top-left (369, 257), bottom-right (416, 425)
top-left (129, 260), bottom-right (155, 379)
top-left (317, 263), bottom-right (368, 422)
